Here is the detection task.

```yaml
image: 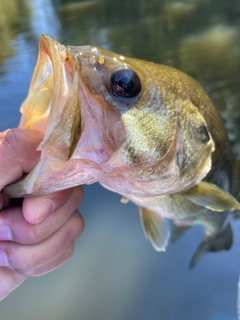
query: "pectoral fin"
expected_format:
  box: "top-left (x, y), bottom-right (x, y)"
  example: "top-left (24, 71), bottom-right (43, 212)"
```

top-left (139, 207), bottom-right (170, 251)
top-left (120, 197), bottom-right (129, 204)
top-left (181, 181), bottom-right (240, 212)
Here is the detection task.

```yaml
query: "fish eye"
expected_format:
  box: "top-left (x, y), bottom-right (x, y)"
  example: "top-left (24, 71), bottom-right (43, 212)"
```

top-left (110, 68), bottom-right (141, 98)
top-left (196, 125), bottom-right (211, 143)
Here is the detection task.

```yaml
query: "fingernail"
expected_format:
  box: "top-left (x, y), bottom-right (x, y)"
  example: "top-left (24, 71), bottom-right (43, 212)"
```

top-left (0, 249), bottom-right (9, 267)
top-left (35, 199), bottom-right (55, 223)
top-left (0, 225), bottom-right (12, 241)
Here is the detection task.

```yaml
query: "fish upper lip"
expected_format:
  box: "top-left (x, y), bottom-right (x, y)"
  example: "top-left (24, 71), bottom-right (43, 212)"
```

top-left (18, 34), bottom-right (83, 162)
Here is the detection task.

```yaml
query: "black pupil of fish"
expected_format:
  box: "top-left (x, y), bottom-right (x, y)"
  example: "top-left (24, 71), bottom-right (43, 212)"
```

top-left (110, 69), bottom-right (141, 98)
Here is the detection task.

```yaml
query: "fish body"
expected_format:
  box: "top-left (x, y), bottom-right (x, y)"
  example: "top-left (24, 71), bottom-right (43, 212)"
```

top-left (4, 35), bottom-right (240, 266)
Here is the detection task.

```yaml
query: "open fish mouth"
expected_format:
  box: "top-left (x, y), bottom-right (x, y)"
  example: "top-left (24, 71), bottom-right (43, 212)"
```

top-left (19, 34), bottom-right (82, 162)
top-left (3, 35), bottom-right (86, 197)
top-left (3, 35), bottom-right (120, 198)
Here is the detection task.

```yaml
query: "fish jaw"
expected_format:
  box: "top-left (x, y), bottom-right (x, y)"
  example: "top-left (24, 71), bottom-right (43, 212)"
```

top-left (19, 34), bottom-right (84, 162)
top-left (3, 157), bottom-right (105, 196)
top-left (3, 35), bottom-right (126, 197)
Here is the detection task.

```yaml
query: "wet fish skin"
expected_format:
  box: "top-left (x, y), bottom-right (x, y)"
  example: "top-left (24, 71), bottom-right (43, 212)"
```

top-left (3, 35), bottom-right (240, 266)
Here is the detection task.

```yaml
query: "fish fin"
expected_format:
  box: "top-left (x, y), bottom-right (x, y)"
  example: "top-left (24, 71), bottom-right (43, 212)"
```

top-left (233, 211), bottom-right (240, 219)
top-left (181, 181), bottom-right (240, 212)
top-left (120, 197), bottom-right (129, 204)
top-left (170, 223), bottom-right (190, 243)
top-left (139, 207), bottom-right (170, 251)
top-left (189, 223), bottom-right (233, 268)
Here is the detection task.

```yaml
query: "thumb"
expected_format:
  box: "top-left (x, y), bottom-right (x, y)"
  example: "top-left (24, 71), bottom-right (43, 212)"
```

top-left (0, 129), bottom-right (43, 191)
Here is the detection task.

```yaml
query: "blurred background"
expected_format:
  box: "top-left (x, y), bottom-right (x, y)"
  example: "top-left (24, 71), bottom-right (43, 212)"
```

top-left (0, 0), bottom-right (240, 319)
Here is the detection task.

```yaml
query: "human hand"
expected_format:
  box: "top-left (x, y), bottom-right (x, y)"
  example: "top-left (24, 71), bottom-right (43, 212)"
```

top-left (0, 128), bottom-right (84, 300)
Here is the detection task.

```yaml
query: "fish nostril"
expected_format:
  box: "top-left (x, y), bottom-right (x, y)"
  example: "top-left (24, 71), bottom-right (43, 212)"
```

top-left (89, 56), bottom-right (96, 66)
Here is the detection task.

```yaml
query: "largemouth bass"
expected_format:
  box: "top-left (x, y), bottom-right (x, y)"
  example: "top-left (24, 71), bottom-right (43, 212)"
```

top-left (3, 35), bottom-right (240, 267)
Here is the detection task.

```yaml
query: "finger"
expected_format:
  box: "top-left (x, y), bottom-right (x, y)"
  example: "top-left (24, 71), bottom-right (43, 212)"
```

top-left (0, 128), bottom-right (43, 190)
top-left (0, 187), bottom-right (83, 244)
top-left (16, 245), bottom-right (74, 277)
top-left (22, 185), bottom-right (83, 224)
top-left (0, 194), bottom-right (10, 211)
top-left (0, 210), bottom-right (83, 272)
top-left (0, 267), bottom-right (27, 301)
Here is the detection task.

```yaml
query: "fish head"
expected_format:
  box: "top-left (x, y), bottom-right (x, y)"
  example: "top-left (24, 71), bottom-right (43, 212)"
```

top-left (4, 35), bottom-right (215, 197)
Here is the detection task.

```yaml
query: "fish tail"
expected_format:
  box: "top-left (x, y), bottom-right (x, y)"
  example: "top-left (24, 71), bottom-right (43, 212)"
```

top-left (189, 223), bottom-right (233, 268)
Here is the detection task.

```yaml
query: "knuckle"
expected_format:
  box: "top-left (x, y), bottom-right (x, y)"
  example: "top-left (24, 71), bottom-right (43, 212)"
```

top-left (0, 130), bottom-right (18, 163)
top-left (68, 211), bottom-right (84, 241)
top-left (23, 252), bottom-right (42, 270)
top-left (23, 245), bottom-right (75, 277)
top-left (6, 248), bottom-right (34, 271)
top-left (51, 188), bottom-right (73, 207)
top-left (75, 185), bottom-right (84, 198)
top-left (61, 245), bottom-right (74, 264)
top-left (0, 129), bottom-right (22, 153)
top-left (24, 225), bottom-right (42, 244)
top-left (0, 129), bottom-right (29, 173)
top-left (72, 186), bottom-right (84, 204)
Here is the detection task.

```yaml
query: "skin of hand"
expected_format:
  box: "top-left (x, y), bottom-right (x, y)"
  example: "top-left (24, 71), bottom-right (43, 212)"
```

top-left (0, 128), bottom-right (84, 301)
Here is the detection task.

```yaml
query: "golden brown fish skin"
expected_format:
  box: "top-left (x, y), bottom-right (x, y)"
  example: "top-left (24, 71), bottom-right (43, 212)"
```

top-left (3, 35), bottom-right (235, 198)
top-left (3, 35), bottom-right (239, 266)
top-left (3, 35), bottom-right (217, 197)
top-left (120, 56), bottom-right (233, 181)
top-left (70, 44), bottom-right (233, 197)
top-left (66, 41), bottom-right (235, 188)
top-left (67, 44), bottom-right (217, 195)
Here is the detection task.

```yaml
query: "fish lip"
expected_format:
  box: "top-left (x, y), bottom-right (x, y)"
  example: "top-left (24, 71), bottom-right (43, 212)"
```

top-left (19, 34), bottom-right (82, 161)
top-left (40, 34), bottom-right (60, 52)
top-left (4, 37), bottom-right (124, 198)
top-left (19, 34), bottom-right (71, 130)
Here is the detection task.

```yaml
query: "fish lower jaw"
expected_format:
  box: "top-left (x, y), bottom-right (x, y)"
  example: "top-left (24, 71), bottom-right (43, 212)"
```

top-left (99, 175), bottom-right (181, 200)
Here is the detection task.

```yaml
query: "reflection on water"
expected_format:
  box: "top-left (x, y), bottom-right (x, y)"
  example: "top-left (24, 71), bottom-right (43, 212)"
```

top-left (0, 0), bottom-right (31, 69)
top-left (0, 0), bottom-right (240, 319)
